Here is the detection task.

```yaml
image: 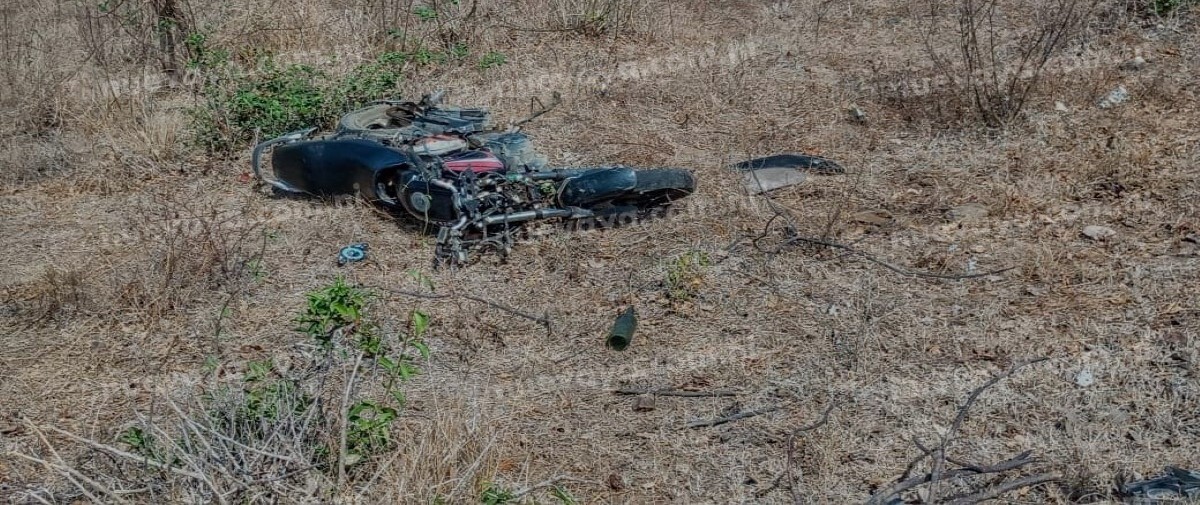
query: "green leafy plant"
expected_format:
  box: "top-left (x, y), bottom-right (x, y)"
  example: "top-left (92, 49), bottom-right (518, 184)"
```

top-left (1148, 0), bottom-right (1196, 15)
top-left (189, 51), bottom-right (411, 152)
top-left (326, 51), bottom-right (409, 114)
top-left (449, 42), bottom-right (470, 59)
top-left (551, 485), bottom-right (578, 504)
top-left (478, 51), bottom-right (507, 70)
top-left (378, 309), bottom-right (432, 398)
top-left (190, 61), bottom-right (327, 152)
top-left (240, 359), bottom-right (311, 422)
top-left (665, 250), bottom-right (711, 300)
top-left (183, 31), bottom-right (228, 70)
top-left (118, 427), bottom-right (159, 459)
top-left (294, 280), bottom-right (432, 465)
top-left (414, 5), bottom-right (438, 20)
top-left (480, 483), bottom-right (516, 504)
top-left (295, 276), bottom-right (374, 346)
top-left (344, 400), bottom-right (399, 465)
top-left (411, 47), bottom-right (446, 65)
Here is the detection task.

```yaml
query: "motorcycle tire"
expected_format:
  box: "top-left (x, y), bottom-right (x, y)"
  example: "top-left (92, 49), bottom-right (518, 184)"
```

top-left (614, 168), bottom-right (695, 208)
top-left (337, 104), bottom-right (408, 141)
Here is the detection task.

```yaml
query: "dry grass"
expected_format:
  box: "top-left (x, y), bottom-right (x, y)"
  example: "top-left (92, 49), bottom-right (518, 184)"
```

top-left (2, 0), bottom-right (1200, 502)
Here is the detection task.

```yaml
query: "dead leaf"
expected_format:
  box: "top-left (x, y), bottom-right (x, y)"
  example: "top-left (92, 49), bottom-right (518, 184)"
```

top-left (607, 473), bottom-right (626, 491)
top-left (851, 209), bottom-right (895, 226)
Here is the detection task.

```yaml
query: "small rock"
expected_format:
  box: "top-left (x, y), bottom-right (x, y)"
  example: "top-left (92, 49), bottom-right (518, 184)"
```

top-left (1055, 101), bottom-right (1069, 112)
top-left (633, 395), bottom-right (656, 412)
top-left (1098, 85), bottom-right (1130, 109)
top-left (848, 103), bottom-right (867, 123)
top-left (1082, 225), bottom-right (1117, 241)
top-left (946, 202), bottom-right (990, 222)
top-left (1075, 369), bottom-right (1096, 387)
top-left (1119, 56), bottom-right (1147, 71)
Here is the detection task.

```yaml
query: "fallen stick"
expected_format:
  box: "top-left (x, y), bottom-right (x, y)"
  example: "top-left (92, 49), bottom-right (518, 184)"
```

top-left (928, 358), bottom-right (1048, 501)
top-left (866, 451), bottom-right (1036, 505)
top-left (945, 472), bottom-right (1061, 505)
top-left (376, 286), bottom-right (552, 330)
top-left (614, 387), bottom-right (738, 397)
top-left (43, 425), bottom-right (207, 481)
top-left (785, 402), bottom-right (839, 503)
top-left (686, 406), bottom-right (779, 429)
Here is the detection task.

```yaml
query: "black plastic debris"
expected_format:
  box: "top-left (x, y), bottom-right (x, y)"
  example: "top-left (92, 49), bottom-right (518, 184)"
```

top-left (337, 243), bottom-right (369, 266)
top-left (731, 153), bottom-right (845, 175)
top-left (730, 154), bottom-right (844, 194)
top-left (1121, 466), bottom-right (1200, 501)
top-left (606, 307), bottom-right (637, 351)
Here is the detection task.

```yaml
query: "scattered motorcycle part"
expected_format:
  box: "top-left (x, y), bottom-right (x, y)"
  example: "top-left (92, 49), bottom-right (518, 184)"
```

top-left (338, 243), bottom-right (369, 266)
top-left (607, 307), bottom-right (638, 351)
top-left (731, 153), bottom-right (845, 175)
top-left (741, 167), bottom-right (807, 194)
top-left (1121, 467), bottom-right (1200, 501)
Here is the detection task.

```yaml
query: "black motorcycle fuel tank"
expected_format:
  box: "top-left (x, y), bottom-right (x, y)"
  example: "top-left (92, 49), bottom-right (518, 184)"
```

top-left (271, 137), bottom-right (412, 200)
top-left (557, 167), bottom-right (637, 207)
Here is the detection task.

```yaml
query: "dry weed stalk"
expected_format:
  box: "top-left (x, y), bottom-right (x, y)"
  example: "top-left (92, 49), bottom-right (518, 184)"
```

top-left (926, 0), bottom-right (1099, 126)
top-left (7, 347), bottom-right (498, 503)
top-left (115, 190), bottom-right (265, 323)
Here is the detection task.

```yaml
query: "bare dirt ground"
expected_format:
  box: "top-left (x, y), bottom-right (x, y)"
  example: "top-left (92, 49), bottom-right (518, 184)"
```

top-left (2, 0), bottom-right (1199, 503)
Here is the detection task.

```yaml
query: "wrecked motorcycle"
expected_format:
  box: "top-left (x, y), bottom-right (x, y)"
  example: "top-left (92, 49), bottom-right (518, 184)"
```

top-left (251, 92), bottom-right (695, 265)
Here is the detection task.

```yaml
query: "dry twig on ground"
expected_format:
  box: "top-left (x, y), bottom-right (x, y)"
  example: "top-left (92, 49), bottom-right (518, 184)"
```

top-left (867, 358), bottom-right (1055, 504)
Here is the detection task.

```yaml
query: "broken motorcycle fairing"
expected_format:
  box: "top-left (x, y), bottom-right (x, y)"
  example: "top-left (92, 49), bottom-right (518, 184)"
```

top-left (251, 93), bottom-right (696, 265)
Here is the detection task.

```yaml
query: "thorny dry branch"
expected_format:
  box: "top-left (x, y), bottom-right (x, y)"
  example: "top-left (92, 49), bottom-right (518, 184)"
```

top-left (866, 358), bottom-right (1055, 504)
top-left (786, 402), bottom-right (839, 503)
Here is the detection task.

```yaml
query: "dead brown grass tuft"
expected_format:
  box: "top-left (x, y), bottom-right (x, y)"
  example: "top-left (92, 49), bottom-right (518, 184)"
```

top-left (109, 189), bottom-right (265, 323)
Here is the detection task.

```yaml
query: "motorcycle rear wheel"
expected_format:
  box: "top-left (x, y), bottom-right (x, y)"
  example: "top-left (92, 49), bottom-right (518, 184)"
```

top-left (336, 104), bottom-right (407, 141)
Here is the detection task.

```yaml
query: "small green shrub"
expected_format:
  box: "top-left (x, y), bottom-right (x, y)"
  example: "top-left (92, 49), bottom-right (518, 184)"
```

top-left (665, 250), bottom-right (710, 301)
top-left (414, 5), bottom-right (438, 20)
top-left (326, 51), bottom-right (409, 114)
top-left (184, 32), bottom-right (228, 70)
top-left (295, 276), bottom-right (374, 347)
top-left (480, 483), bottom-right (516, 504)
top-left (344, 400), bottom-right (398, 465)
top-left (190, 52), bottom-right (411, 152)
top-left (240, 359), bottom-right (311, 422)
top-left (478, 51), bottom-right (507, 70)
top-left (47, 277), bottom-right (440, 501)
top-left (294, 279), bottom-right (432, 463)
top-left (190, 61), bottom-right (327, 152)
top-left (1148, 0), bottom-right (1196, 15)
top-left (449, 42), bottom-right (470, 59)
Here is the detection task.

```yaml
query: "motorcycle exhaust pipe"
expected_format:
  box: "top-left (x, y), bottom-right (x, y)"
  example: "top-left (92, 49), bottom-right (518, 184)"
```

top-left (526, 168), bottom-right (598, 181)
